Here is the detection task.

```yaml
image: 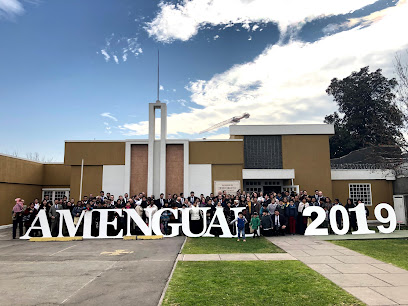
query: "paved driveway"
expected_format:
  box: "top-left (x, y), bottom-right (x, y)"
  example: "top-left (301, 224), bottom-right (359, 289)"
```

top-left (0, 228), bottom-right (184, 306)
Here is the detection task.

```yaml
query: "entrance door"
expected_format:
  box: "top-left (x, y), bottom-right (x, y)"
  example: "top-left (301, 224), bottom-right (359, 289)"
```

top-left (282, 185), bottom-right (300, 194)
top-left (263, 186), bottom-right (281, 194)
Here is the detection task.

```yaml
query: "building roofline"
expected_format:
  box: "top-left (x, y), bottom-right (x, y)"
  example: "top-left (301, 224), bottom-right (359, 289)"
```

top-left (0, 152), bottom-right (44, 164)
top-left (189, 139), bottom-right (243, 142)
top-left (65, 139), bottom-right (243, 143)
top-left (65, 140), bottom-right (127, 143)
top-left (229, 124), bottom-right (334, 136)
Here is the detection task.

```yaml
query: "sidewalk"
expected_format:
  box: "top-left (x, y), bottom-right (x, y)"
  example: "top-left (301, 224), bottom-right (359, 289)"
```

top-left (267, 236), bottom-right (408, 305)
top-left (315, 230), bottom-right (408, 241)
top-left (178, 253), bottom-right (296, 261)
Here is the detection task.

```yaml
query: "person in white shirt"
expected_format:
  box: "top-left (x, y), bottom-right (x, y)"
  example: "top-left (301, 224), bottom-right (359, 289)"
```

top-left (146, 200), bottom-right (158, 218)
top-left (297, 197), bottom-right (309, 234)
top-left (33, 198), bottom-right (40, 210)
top-left (189, 201), bottom-right (202, 234)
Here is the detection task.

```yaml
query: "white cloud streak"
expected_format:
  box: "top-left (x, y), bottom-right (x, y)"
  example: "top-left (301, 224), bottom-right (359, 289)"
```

top-left (101, 112), bottom-right (118, 122)
top-left (145, 0), bottom-right (378, 42)
top-left (99, 34), bottom-right (143, 64)
top-left (101, 49), bottom-right (110, 62)
top-left (121, 1), bottom-right (408, 138)
top-left (0, 0), bottom-right (24, 19)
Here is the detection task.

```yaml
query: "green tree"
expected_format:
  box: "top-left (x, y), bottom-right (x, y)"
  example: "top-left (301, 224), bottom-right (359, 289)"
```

top-left (325, 66), bottom-right (405, 158)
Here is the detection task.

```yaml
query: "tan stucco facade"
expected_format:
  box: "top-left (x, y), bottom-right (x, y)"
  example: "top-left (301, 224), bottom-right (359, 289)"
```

top-left (282, 135), bottom-right (333, 197)
top-left (189, 141), bottom-right (244, 192)
top-left (212, 164), bottom-right (243, 193)
top-left (0, 154), bottom-right (70, 226)
top-left (70, 165), bottom-right (103, 202)
top-left (189, 141), bottom-right (244, 165)
top-left (64, 142), bottom-right (125, 165)
top-left (332, 179), bottom-right (394, 220)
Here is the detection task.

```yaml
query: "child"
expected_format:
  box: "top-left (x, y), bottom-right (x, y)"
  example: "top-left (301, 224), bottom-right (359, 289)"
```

top-left (250, 212), bottom-right (260, 238)
top-left (230, 212), bottom-right (247, 242)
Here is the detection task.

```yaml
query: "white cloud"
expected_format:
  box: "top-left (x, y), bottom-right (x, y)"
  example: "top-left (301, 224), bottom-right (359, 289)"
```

top-left (99, 34), bottom-right (142, 63)
top-left (121, 2), bottom-right (408, 138)
top-left (213, 34), bottom-right (219, 40)
top-left (0, 0), bottom-right (24, 19)
top-left (101, 49), bottom-right (110, 62)
top-left (248, 35), bottom-right (252, 41)
top-left (145, 0), bottom-right (377, 42)
top-left (202, 133), bottom-right (230, 139)
top-left (160, 85), bottom-right (164, 91)
top-left (101, 112), bottom-right (118, 122)
top-left (172, 88), bottom-right (177, 92)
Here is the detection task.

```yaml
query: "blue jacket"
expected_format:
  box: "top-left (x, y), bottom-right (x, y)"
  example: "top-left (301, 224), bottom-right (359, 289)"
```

top-left (285, 204), bottom-right (298, 218)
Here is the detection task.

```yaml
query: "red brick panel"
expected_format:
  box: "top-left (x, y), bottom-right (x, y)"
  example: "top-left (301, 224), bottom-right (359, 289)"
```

top-left (166, 144), bottom-right (184, 195)
top-left (130, 144), bottom-right (148, 196)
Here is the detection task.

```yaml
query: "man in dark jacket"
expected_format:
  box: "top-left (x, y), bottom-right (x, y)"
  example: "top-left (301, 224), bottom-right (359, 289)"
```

top-left (272, 210), bottom-right (287, 236)
top-left (155, 193), bottom-right (165, 210)
top-left (260, 211), bottom-right (273, 236)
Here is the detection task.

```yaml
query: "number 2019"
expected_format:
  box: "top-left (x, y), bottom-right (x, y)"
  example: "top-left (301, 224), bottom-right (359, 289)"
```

top-left (303, 203), bottom-right (396, 236)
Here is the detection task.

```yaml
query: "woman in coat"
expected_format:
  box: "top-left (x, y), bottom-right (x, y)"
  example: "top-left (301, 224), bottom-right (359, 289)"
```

top-left (345, 198), bottom-right (357, 232)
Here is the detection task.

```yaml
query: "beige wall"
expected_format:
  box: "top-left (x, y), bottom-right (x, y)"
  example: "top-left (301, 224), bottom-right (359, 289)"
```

top-left (212, 165), bottom-right (243, 193)
top-left (189, 141), bottom-right (244, 164)
top-left (0, 155), bottom-right (72, 226)
top-left (42, 164), bottom-right (71, 187)
top-left (0, 183), bottom-right (42, 227)
top-left (332, 179), bottom-right (394, 220)
top-left (70, 166), bottom-right (103, 202)
top-left (282, 135), bottom-right (332, 197)
top-left (0, 154), bottom-right (43, 185)
top-left (64, 142), bottom-right (125, 166)
top-left (189, 141), bottom-right (244, 193)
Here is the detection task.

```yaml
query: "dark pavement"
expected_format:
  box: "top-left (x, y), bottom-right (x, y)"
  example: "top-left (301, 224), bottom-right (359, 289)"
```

top-left (0, 228), bottom-right (184, 305)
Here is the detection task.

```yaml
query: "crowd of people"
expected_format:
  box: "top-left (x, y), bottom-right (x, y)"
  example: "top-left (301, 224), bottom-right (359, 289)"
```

top-left (11, 189), bottom-right (367, 240)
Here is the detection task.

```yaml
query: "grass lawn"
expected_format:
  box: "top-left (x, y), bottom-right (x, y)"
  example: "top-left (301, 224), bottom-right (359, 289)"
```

top-left (163, 261), bottom-right (363, 306)
top-left (182, 237), bottom-right (284, 254)
top-left (332, 239), bottom-right (408, 271)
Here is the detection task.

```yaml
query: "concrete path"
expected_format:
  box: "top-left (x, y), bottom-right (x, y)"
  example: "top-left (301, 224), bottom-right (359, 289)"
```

top-left (267, 235), bottom-right (408, 305)
top-left (178, 253), bottom-right (296, 261)
top-left (315, 230), bottom-right (408, 241)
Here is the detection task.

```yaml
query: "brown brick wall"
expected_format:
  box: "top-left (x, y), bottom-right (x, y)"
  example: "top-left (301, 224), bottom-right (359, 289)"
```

top-left (166, 144), bottom-right (184, 195)
top-left (130, 144), bottom-right (148, 196)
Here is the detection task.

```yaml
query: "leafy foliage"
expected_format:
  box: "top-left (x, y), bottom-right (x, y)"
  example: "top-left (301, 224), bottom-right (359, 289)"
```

top-left (325, 66), bottom-right (405, 158)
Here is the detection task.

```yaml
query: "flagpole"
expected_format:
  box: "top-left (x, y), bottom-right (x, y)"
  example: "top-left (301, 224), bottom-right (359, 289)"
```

top-left (79, 159), bottom-right (84, 201)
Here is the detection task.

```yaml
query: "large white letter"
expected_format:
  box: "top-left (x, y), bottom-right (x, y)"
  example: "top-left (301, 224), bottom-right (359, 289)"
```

top-left (82, 210), bottom-right (94, 239)
top-left (57, 210), bottom-right (86, 237)
top-left (181, 207), bottom-right (210, 237)
top-left (152, 208), bottom-right (181, 238)
top-left (203, 207), bottom-right (232, 238)
top-left (97, 209), bottom-right (123, 239)
top-left (375, 203), bottom-right (397, 234)
top-left (303, 206), bottom-right (328, 236)
top-left (20, 210), bottom-right (51, 239)
top-left (126, 209), bottom-right (152, 236)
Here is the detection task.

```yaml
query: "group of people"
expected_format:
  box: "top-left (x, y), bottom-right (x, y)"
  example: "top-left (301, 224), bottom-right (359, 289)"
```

top-left (11, 189), bottom-right (366, 239)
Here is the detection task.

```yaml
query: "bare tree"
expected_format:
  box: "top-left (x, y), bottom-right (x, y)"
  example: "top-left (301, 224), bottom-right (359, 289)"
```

top-left (26, 152), bottom-right (40, 161)
top-left (1, 150), bottom-right (54, 163)
top-left (395, 50), bottom-right (408, 110)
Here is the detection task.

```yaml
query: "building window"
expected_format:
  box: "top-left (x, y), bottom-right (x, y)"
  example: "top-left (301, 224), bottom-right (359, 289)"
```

top-left (42, 189), bottom-right (70, 202)
top-left (244, 135), bottom-right (282, 169)
top-left (349, 183), bottom-right (372, 206)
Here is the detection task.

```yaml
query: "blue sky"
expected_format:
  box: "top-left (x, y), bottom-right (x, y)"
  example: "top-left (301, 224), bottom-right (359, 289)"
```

top-left (0, 0), bottom-right (407, 161)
